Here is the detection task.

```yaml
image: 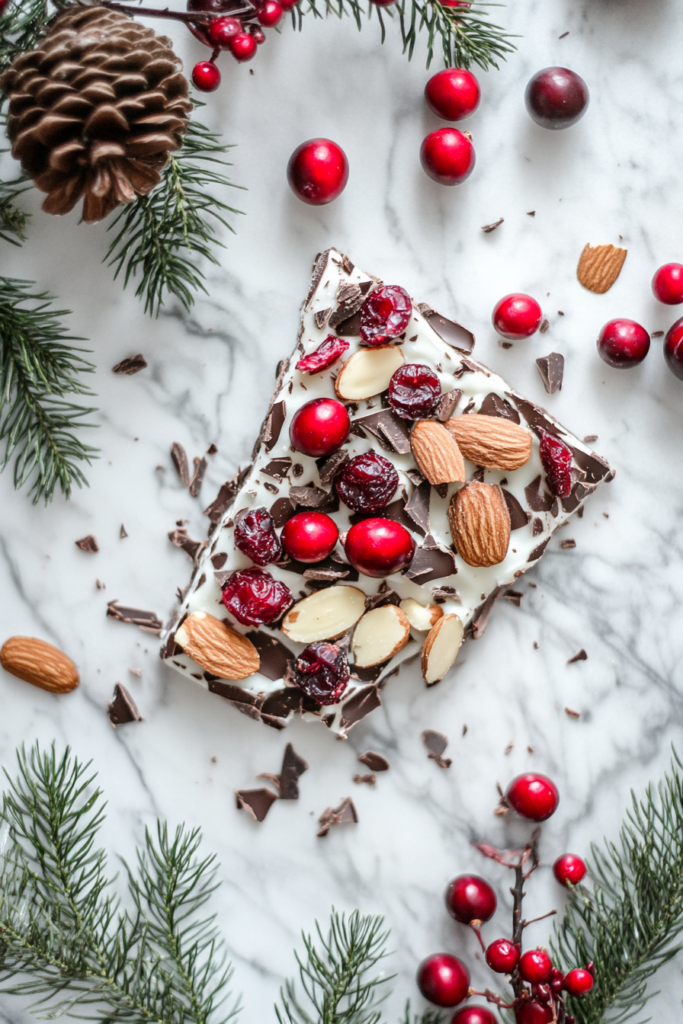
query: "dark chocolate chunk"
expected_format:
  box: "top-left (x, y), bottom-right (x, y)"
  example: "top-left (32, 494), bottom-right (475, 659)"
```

top-left (107, 601), bottom-right (162, 633)
top-left (317, 796), bottom-right (358, 837)
top-left (280, 553), bottom-right (358, 582)
top-left (263, 482), bottom-right (278, 495)
top-left (112, 353), bottom-right (147, 375)
top-left (404, 545), bottom-right (457, 584)
top-left (107, 683), bottom-right (142, 726)
top-left (403, 480), bottom-right (431, 535)
top-left (406, 469), bottom-right (424, 487)
top-left (525, 476), bottom-right (555, 513)
top-left (235, 788), bottom-right (278, 822)
top-left (504, 589), bottom-right (523, 606)
top-left (168, 527), bottom-right (205, 562)
top-left (264, 400), bottom-right (287, 453)
top-left (424, 311), bottom-right (476, 353)
top-left (434, 388), bottom-right (462, 422)
top-left (340, 685), bottom-right (381, 728)
top-left (279, 743), bottom-right (309, 799)
top-left (263, 457), bottom-right (292, 481)
top-left (306, 250), bottom-right (330, 305)
top-left (431, 585), bottom-right (460, 601)
top-left (467, 587), bottom-right (501, 640)
top-left (270, 496), bottom-right (296, 527)
top-left (422, 729), bottom-right (451, 768)
top-left (207, 443), bottom-right (218, 455)
top-left (314, 308), bottom-right (333, 329)
top-left (189, 456), bottom-right (208, 498)
top-left (341, 254), bottom-right (354, 275)
top-left (329, 283), bottom-right (364, 327)
top-left (244, 631), bottom-right (293, 681)
top-left (510, 396), bottom-right (563, 437)
top-left (532, 517), bottom-right (544, 536)
top-left (75, 534), bottom-right (99, 553)
top-left (527, 537), bottom-right (551, 562)
top-left (204, 467), bottom-right (250, 525)
top-left (335, 310), bottom-right (362, 336)
top-left (290, 485), bottom-right (331, 508)
top-left (352, 662), bottom-right (386, 683)
top-left (540, 319), bottom-right (550, 334)
top-left (317, 448), bottom-right (349, 484)
top-left (479, 392), bottom-right (521, 423)
top-left (502, 489), bottom-right (531, 530)
top-left (567, 648), bottom-right (588, 664)
top-left (261, 686), bottom-right (321, 720)
top-left (353, 409), bottom-right (412, 455)
top-left (481, 217), bottom-right (504, 233)
top-left (570, 447), bottom-right (611, 484)
top-left (453, 358), bottom-right (477, 379)
top-left (364, 584), bottom-right (401, 610)
top-left (211, 552), bottom-right (228, 569)
top-left (171, 442), bottom-right (190, 486)
top-left (536, 353), bottom-right (565, 394)
top-left (560, 538), bottom-right (576, 549)
top-left (358, 750), bottom-right (390, 771)
top-left (349, 498), bottom-right (414, 534)
top-left (353, 773), bottom-right (376, 785)
top-left (303, 567), bottom-right (349, 582)
top-left (434, 483), bottom-right (449, 499)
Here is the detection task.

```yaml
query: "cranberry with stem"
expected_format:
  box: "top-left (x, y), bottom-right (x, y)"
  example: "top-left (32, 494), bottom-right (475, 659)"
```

top-left (257, 0), bottom-right (283, 24)
top-left (229, 30), bottom-right (257, 59)
top-left (553, 853), bottom-right (587, 887)
top-left (506, 773), bottom-right (559, 821)
top-left (485, 938), bottom-right (519, 974)
top-left (289, 398), bottom-right (350, 457)
top-left (451, 1009), bottom-right (497, 1024)
top-left (206, 15), bottom-right (241, 46)
top-left (360, 285), bottom-right (413, 346)
top-left (519, 949), bottom-right (553, 985)
top-left (416, 953), bottom-right (470, 1007)
top-left (192, 60), bottom-right (221, 91)
top-left (515, 1003), bottom-right (554, 1024)
top-left (446, 875), bottom-right (497, 924)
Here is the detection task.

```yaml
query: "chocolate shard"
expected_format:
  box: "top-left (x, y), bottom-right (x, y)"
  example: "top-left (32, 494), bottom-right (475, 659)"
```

top-left (364, 584), bottom-right (401, 611)
top-left (120, 524), bottom-right (128, 539)
top-left (289, 485), bottom-right (331, 508)
top-left (279, 742), bottom-right (309, 799)
top-left (453, 358), bottom-right (478, 379)
top-left (235, 787), bottom-right (278, 822)
top-left (570, 447), bottom-right (611, 484)
top-left (568, 648), bottom-right (588, 664)
top-left (341, 254), bottom-right (354, 275)
top-left (479, 392), bottom-right (521, 423)
top-left (317, 448), bottom-right (349, 485)
top-left (303, 567), bottom-right (350, 582)
top-left (315, 308), bottom-right (333, 329)
top-left (502, 489), bottom-right (531, 530)
top-left (264, 400), bottom-right (287, 453)
top-left (263, 457), bottom-right (292, 481)
top-left (504, 589), bottom-right (523, 607)
top-left (422, 729), bottom-right (451, 768)
top-left (481, 217), bottom-right (504, 233)
top-left (435, 388), bottom-right (462, 422)
top-left (340, 685), bottom-right (381, 728)
top-left (188, 457), bottom-right (207, 499)
top-left (358, 750), bottom-right (390, 772)
top-left (329, 283), bottom-right (364, 327)
top-left (168, 527), bottom-right (205, 563)
top-left (424, 310), bottom-right (476, 353)
top-left (334, 309), bottom-right (362, 337)
top-left (317, 796), bottom-right (358, 837)
top-left (204, 467), bottom-right (250, 525)
top-left (306, 250), bottom-right (331, 305)
top-left (353, 773), bottom-right (376, 785)
top-left (404, 480), bottom-right (431, 535)
top-left (404, 545), bottom-right (457, 584)
top-left (510, 395), bottom-right (563, 437)
top-left (107, 601), bottom-right (162, 633)
top-left (525, 475), bottom-right (555, 513)
top-left (536, 353), bottom-right (565, 395)
top-left (112, 353), bottom-right (147, 375)
top-left (107, 682), bottom-right (142, 726)
top-left (466, 587), bottom-right (502, 640)
top-left (270, 496), bottom-right (296, 528)
top-left (528, 537), bottom-right (551, 562)
top-left (560, 538), bottom-right (576, 549)
top-left (75, 534), bottom-right (99, 553)
top-left (244, 631), bottom-right (293, 681)
top-left (170, 442), bottom-right (190, 486)
top-left (353, 409), bottom-right (412, 455)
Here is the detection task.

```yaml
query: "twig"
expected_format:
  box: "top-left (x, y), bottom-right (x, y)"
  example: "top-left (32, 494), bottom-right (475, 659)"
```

top-left (98, 0), bottom-right (256, 22)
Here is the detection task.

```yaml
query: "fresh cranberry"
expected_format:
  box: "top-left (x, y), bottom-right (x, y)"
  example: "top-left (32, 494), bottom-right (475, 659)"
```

top-left (492, 294), bottom-right (542, 340)
top-left (519, 950), bottom-right (553, 985)
top-left (206, 15), bottom-right (241, 46)
top-left (192, 60), bottom-right (221, 92)
top-left (596, 318), bottom-right (650, 368)
top-left (221, 568), bottom-right (292, 626)
top-left (416, 953), bottom-right (470, 1007)
top-left (388, 363), bottom-right (441, 419)
top-left (187, 0), bottom-right (235, 45)
top-left (525, 67), bottom-right (589, 130)
top-left (279, 0), bottom-right (297, 9)
top-left (233, 507), bottom-right (281, 565)
top-left (257, 0), bottom-right (283, 24)
top-left (664, 318), bottom-right (683, 380)
top-left (553, 853), bottom-right (587, 887)
top-left (292, 642), bottom-right (349, 704)
top-left (289, 397), bottom-right (350, 457)
top-left (485, 938), bottom-right (519, 974)
top-left (281, 512), bottom-right (339, 563)
top-left (229, 31), bottom-right (257, 60)
top-left (344, 518), bottom-right (415, 578)
top-left (425, 68), bottom-right (480, 121)
top-left (445, 875), bottom-right (496, 924)
top-left (549, 968), bottom-right (565, 995)
top-left (515, 1002), bottom-right (553, 1024)
top-left (506, 773), bottom-right (559, 822)
top-left (420, 128), bottom-right (475, 185)
top-left (451, 1009), bottom-right (497, 1024)
top-left (360, 285), bottom-right (412, 346)
top-left (369, 0), bottom-right (395, 6)
top-left (652, 263), bottom-right (683, 304)
top-left (249, 23), bottom-right (265, 42)
top-left (564, 968), bottom-right (594, 996)
top-left (538, 427), bottom-right (573, 499)
top-left (296, 335), bottom-right (349, 374)
top-left (336, 453), bottom-right (398, 512)
top-left (287, 138), bottom-right (349, 205)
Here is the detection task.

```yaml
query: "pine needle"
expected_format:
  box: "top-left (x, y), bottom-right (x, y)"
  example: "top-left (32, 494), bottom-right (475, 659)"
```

top-left (0, 174), bottom-right (30, 246)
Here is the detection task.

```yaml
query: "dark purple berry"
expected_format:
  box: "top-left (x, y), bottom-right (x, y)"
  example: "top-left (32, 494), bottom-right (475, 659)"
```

top-left (233, 507), bottom-right (281, 565)
top-left (335, 452), bottom-right (398, 512)
top-left (360, 286), bottom-right (412, 346)
top-left (388, 363), bottom-right (441, 420)
top-left (292, 642), bottom-right (349, 704)
top-left (221, 568), bottom-right (292, 626)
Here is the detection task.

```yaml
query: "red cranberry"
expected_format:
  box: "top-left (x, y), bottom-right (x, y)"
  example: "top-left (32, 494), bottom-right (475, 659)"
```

top-left (564, 968), bottom-right (594, 996)
top-left (492, 294), bottom-right (542, 340)
top-left (336, 453), bottom-right (398, 512)
top-left (192, 60), bottom-right (221, 92)
top-left (281, 512), bottom-right (339, 563)
top-left (296, 335), bottom-right (349, 374)
top-left (485, 938), bottom-right (519, 974)
top-left (369, 0), bottom-right (395, 6)
top-left (420, 128), bottom-right (475, 185)
top-left (289, 398), bottom-right (350, 457)
top-left (229, 31), bottom-right (257, 60)
top-left (287, 138), bottom-right (348, 205)
top-left (519, 950), bottom-right (553, 985)
top-left (597, 319), bottom-right (650, 368)
top-left (553, 853), bottom-right (587, 887)
top-left (221, 568), bottom-right (292, 626)
top-left (525, 67), bottom-right (589, 130)
top-left (652, 263), bottom-right (683, 305)
top-left (664, 318), bottom-right (683, 380)
top-left (187, 0), bottom-right (235, 45)
top-left (279, 0), bottom-right (297, 9)
top-left (425, 68), bottom-right (480, 121)
top-left (206, 15), bottom-right (241, 46)
top-left (445, 875), bottom-right (497, 924)
top-left (388, 363), bottom-right (441, 420)
top-left (416, 953), bottom-right (470, 1007)
top-left (515, 1002), bottom-right (553, 1024)
top-left (344, 518), bottom-right (415, 578)
top-left (292, 641), bottom-right (349, 704)
top-left (506, 773), bottom-right (559, 822)
top-left (451, 1009), bottom-right (497, 1024)
top-left (538, 427), bottom-right (573, 499)
top-left (360, 285), bottom-right (412, 346)
top-left (234, 507), bottom-right (281, 565)
top-left (549, 968), bottom-right (565, 995)
top-left (257, 0), bottom-right (283, 24)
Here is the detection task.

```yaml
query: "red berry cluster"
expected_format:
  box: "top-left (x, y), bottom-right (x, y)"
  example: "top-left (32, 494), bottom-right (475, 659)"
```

top-left (416, 773), bottom-right (594, 1023)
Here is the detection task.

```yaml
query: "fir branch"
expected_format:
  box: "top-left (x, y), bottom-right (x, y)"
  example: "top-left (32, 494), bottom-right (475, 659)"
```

top-left (0, 277), bottom-right (98, 503)
top-left (276, 910), bottom-right (393, 1024)
top-left (0, 174), bottom-right (30, 246)
top-left (0, 0), bottom-right (69, 72)
top-left (105, 113), bottom-right (244, 318)
top-left (400, 1002), bottom-right (445, 1024)
top-left (552, 749), bottom-right (683, 1024)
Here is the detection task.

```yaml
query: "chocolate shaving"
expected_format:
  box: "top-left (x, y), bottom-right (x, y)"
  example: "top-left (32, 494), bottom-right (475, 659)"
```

top-left (358, 751), bottom-right (390, 771)
top-left (467, 587), bottom-right (501, 639)
top-left (434, 388), bottom-right (462, 422)
top-left (525, 476), bottom-right (555, 513)
top-left (120, 524), bottom-right (128, 539)
top-left (263, 457), bottom-right (292, 481)
top-left (306, 250), bottom-right (330, 305)
top-left (170, 442), bottom-right (190, 486)
top-left (303, 567), bottom-right (349, 582)
top-left (317, 796), bottom-right (358, 837)
top-left (245, 631), bottom-right (292, 681)
top-left (204, 467), bottom-right (250, 525)
top-left (504, 589), bottom-right (523, 607)
top-left (404, 480), bottom-right (431, 535)
top-left (422, 729), bottom-right (451, 768)
top-left (112, 353), bottom-right (147, 375)
top-left (107, 601), bottom-right (162, 633)
top-left (235, 788), bottom-right (278, 822)
top-left (502, 489), bottom-right (531, 530)
top-left (479, 392), bottom-right (521, 423)
top-left (532, 517), bottom-right (544, 536)
top-left (107, 683), bottom-right (142, 726)
top-left (317, 448), bottom-right (349, 484)
top-left (404, 545), bottom-right (457, 584)
top-left (342, 254), bottom-right (354, 274)
top-left (314, 308), bottom-right (333, 329)
top-left (528, 537), bottom-right (551, 562)
top-left (290, 485), bottom-right (332, 508)
top-left (536, 353), bottom-right (565, 394)
top-left (329, 283), bottom-right (364, 327)
top-left (75, 534), bottom-right (98, 553)
top-left (189, 457), bottom-right (208, 498)
top-left (453, 358), bottom-right (477, 379)
top-left (431, 585), bottom-right (460, 601)
top-left (424, 311), bottom-right (475, 353)
top-left (568, 648), bottom-right (588, 664)
top-left (353, 409), bottom-right (412, 455)
top-left (560, 538), bottom-right (576, 549)
top-left (481, 218), bottom-right (504, 233)
top-left (264, 400), bottom-right (287, 453)
top-left (353, 774), bottom-right (376, 785)
top-left (340, 685), bottom-right (381, 728)
top-left (364, 584), bottom-right (401, 610)
top-left (168, 527), bottom-right (205, 562)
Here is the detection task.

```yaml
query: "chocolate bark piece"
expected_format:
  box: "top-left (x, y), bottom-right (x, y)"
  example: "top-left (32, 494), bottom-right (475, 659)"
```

top-left (75, 535), bottom-right (99, 553)
top-left (261, 742), bottom-right (309, 799)
top-left (502, 489), bottom-right (531, 530)
top-left (404, 545), bottom-right (457, 584)
top-left (358, 750), bottom-right (390, 771)
top-left (317, 796), bottom-right (358, 837)
top-left (536, 353), bottom-right (565, 394)
top-left (171, 442), bottom-right (190, 486)
top-left (422, 729), bottom-right (451, 768)
top-left (189, 456), bottom-right (208, 498)
top-left (352, 409), bottom-right (412, 455)
top-left (112, 354), bottom-right (147, 375)
top-left (263, 457), bottom-right (292, 481)
top-left (235, 788), bottom-right (278, 822)
top-left (245, 631), bottom-right (293, 680)
top-left (340, 685), bottom-right (381, 729)
top-left (107, 683), bottom-right (142, 726)
top-left (479, 392), bottom-right (520, 423)
top-left (107, 601), bottom-right (162, 633)
top-left (264, 400), bottom-right (287, 452)
top-left (421, 308), bottom-right (475, 353)
top-left (168, 527), bottom-right (205, 562)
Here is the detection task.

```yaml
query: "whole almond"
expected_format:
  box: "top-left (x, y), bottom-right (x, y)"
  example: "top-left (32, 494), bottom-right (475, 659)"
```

top-left (446, 414), bottom-right (532, 470)
top-left (421, 614), bottom-right (464, 685)
top-left (0, 636), bottom-right (79, 693)
top-left (411, 420), bottom-right (466, 485)
top-left (175, 612), bottom-right (259, 680)
top-left (448, 481), bottom-right (511, 567)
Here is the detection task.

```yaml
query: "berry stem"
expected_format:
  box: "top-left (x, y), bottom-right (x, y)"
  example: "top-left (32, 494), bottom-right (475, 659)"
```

top-left (469, 922), bottom-right (487, 954)
top-left (522, 909), bottom-right (557, 929)
top-left (468, 988), bottom-right (516, 1009)
top-left (99, 1), bottom-right (256, 23)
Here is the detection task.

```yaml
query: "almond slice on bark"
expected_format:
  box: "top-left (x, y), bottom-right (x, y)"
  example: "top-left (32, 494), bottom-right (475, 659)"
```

top-left (334, 346), bottom-right (404, 401)
top-left (577, 243), bottom-right (627, 294)
top-left (0, 636), bottom-right (79, 693)
top-left (448, 481), bottom-right (511, 567)
top-left (445, 415), bottom-right (532, 470)
top-left (175, 611), bottom-right (259, 680)
top-left (399, 598), bottom-right (443, 631)
top-left (351, 604), bottom-right (411, 667)
top-left (421, 614), bottom-right (464, 685)
top-left (411, 420), bottom-right (466, 485)
top-left (282, 585), bottom-right (366, 643)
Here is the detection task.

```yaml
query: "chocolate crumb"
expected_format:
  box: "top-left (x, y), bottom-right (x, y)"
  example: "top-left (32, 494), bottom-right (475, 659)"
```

top-left (422, 729), bottom-right (451, 769)
top-left (583, 435), bottom-right (598, 443)
top-left (170, 442), bottom-right (190, 486)
top-left (560, 538), bottom-right (576, 549)
top-left (128, 667), bottom-right (141, 677)
top-left (603, 512), bottom-right (610, 519)
top-left (207, 443), bottom-right (218, 455)
top-left (651, 330), bottom-right (664, 338)
top-left (120, 524), bottom-right (128, 539)
top-left (96, 579), bottom-right (105, 589)
top-left (536, 352), bottom-right (564, 394)
top-left (504, 741), bottom-right (514, 755)
top-left (533, 641), bottom-right (539, 649)
top-left (189, 456), bottom-right (208, 498)
top-left (558, 310), bottom-right (565, 316)
top-left (112, 354), bottom-right (147, 375)
top-left (235, 788), bottom-right (278, 822)
top-left (358, 750), bottom-right (390, 772)
top-left (504, 589), bottom-right (523, 606)
top-left (317, 796), bottom-right (358, 837)
top-left (481, 217), bottom-right (504, 233)
top-left (539, 319), bottom-right (550, 334)
top-left (565, 707), bottom-right (581, 718)
top-left (353, 773), bottom-right (376, 786)
top-left (528, 745), bottom-right (535, 753)
top-left (559, 30), bottom-right (569, 38)
top-left (500, 342), bottom-right (513, 350)
top-left (567, 648), bottom-right (588, 664)
top-left (527, 210), bottom-right (536, 216)
top-left (462, 724), bottom-right (468, 736)
top-left (75, 534), bottom-right (98, 553)
top-left (107, 683), bottom-right (142, 726)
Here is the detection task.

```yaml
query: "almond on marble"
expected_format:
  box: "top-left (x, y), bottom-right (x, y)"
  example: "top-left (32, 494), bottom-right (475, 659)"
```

top-left (445, 414), bottom-right (532, 470)
top-left (334, 346), bottom-right (404, 401)
top-left (399, 598), bottom-right (443, 631)
top-left (410, 420), bottom-right (466, 485)
top-left (421, 614), bottom-right (464, 685)
top-left (175, 612), bottom-right (259, 680)
top-left (0, 636), bottom-right (79, 693)
top-left (352, 605), bottom-right (411, 667)
top-left (282, 585), bottom-right (366, 643)
top-left (448, 481), bottom-right (511, 567)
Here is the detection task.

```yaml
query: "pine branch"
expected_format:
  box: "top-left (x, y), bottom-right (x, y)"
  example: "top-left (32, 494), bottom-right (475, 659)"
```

top-left (0, 277), bottom-right (98, 503)
top-left (0, 0), bottom-right (70, 71)
top-left (105, 112), bottom-right (244, 318)
top-left (275, 910), bottom-right (393, 1024)
top-left (0, 174), bottom-right (29, 246)
top-left (552, 749), bottom-right (683, 1024)
top-left (400, 1002), bottom-right (445, 1024)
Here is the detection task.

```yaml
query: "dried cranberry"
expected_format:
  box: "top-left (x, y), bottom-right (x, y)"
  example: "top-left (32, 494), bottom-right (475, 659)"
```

top-left (221, 568), bottom-right (292, 626)
top-left (538, 428), bottom-right (573, 498)
top-left (335, 452), bottom-right (398, 511)
top-left (292, 642), bottom-right (349, 705)
top-left (388, 363), bottom-right (441, 419)
top-left (360, 285), bottom-right (412, 346)
top-left (233, 507), bottom-right (281, 565)
top-left (296, 335), bottom-right (350, 374)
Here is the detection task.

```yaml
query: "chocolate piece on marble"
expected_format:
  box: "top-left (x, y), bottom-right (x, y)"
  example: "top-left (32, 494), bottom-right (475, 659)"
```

top-left (567, 648), bottom-right (588, 664)
top-left (354, 773), bottom-right (376, 785)
top-left (245, 631), bottom-right (293, 681)
top-left (479, 392), bottom-right (521, 423)
top-left (340, 685), bottom-right (381, 728)
top-left (279, 743), bottom-right (309, 799)
top-left (168, 527), bottom-right (205, 562)
top-left (120, 524), bottom-right (128, 539)
top-left (481, 217), bottom-right (504, 233)
top-left (502, 489), bottom-right (531, 530)
top-left (422, 729), bottom-right (451, 768)
top-left (263, 457), bottom-right (292, 481)
top-left (315, 308), bottom-right (332, 329)
top-left (270, 496), bottom-right (296, 527)
top-left (207, 443), bottom-right (218, 455)
top-left (75, 534), bottom-right (99, 553)
top-left (536, 353), bottom-right (565, 394)
top-left (107, 601), bottom-right (162, 633)
top-left (264, 400), bottom-right (287, 452)
top-left (235, 788), bottom-right (278, 822)
top-left (317, 796), bottom-right (358, 837)
top-left (560, 538), bottom-right (576, 549)
top-left (364, 584), bottom-right (401, 611)
top-left (353, 409), bottom-right (412, 455)
top-left (528, 537), bottom-right (551, 562)
top-left (510, 395), bottom-right (564, 438)
top-left (435, 388), bottom-right (462, 422)
top-left (404, 545), bottom-right (457, 584)
top-left (171, 442), bottom-right (190, 486)
top-left (504, 589), bottom-right (523, 606)
top-left (112, 353), bottom-right (147, 375)
top-left (317, 448), bottom-right (349, 484)
top-left (358, 750), bottom-right (390, 771)
top-left (189, 456), bottom-right (208, 498)
top-left (466, 587), bottom-right (502, 640)
top-left (107, 683), bottom-right (142, 726)
top-left (525, 475), bottom-right (555, 513)
top-left (423, 310), bottom-right (475, 353)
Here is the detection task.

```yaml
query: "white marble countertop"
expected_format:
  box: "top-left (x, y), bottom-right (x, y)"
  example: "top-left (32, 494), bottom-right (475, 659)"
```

top-left (3, 0), bottom-right (683, 1019)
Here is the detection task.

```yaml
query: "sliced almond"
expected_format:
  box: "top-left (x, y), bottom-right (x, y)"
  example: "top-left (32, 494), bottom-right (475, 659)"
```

top-left (421, 614), bottom-right (464, 685)
top-left (334, 346), bottom-right (404, 401)
top-left (281, 585), bottom-right (366, 643)
top-left (577, 243), bottom-right (627, 294)
top-left (175, 611), bottom-right (259, 680)
top-left (445, 414), bottom-right (532, 470)
top-left (352, 605), bottom-right (411, 667)
top-left (411, 420), bottom-right (466, 485)
top-left (400, 598), bottom-right (443, 631)
top-left (448, 481), bottom-right (511, 567)
top-left (0, 636), bottom-right (79, 694)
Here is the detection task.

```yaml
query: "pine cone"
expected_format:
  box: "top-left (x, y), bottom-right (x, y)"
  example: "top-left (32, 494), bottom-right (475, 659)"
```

top-left (0, 5), bottom-right (192, 223)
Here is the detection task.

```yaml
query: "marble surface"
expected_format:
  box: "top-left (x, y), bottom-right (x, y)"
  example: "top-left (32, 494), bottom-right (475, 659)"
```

top-left (3, 0), bottom-right (683, 1019)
